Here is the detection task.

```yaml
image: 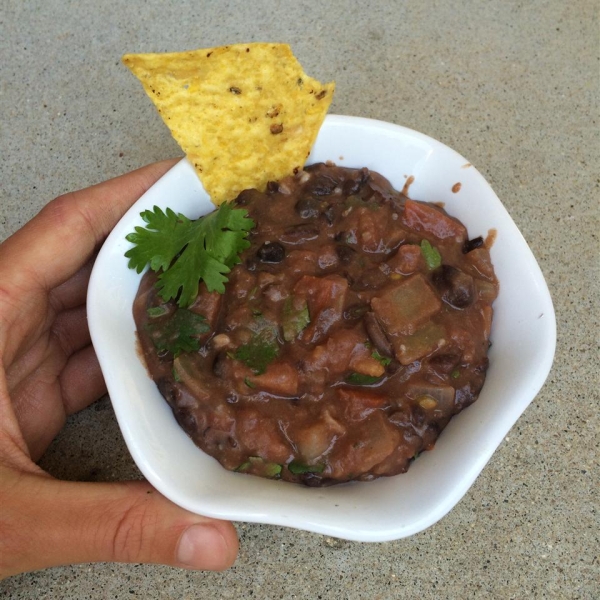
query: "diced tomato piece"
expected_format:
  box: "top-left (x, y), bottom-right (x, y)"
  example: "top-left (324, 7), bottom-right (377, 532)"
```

top-left (286, 249), bottom-right (319, 275)
top-left (402, 199), bottom-right (467, 240)
top-left (188, 282), bottom-right (222, 326)
top-left (293, 411), bottom-right (345, 461)
top-left (338, 389), bottom-right (389, 421)
top-left (304, 327), bottom-right (366, 376)
top-left (235, 408), bottom-right (291, 464)
top-left (466, 247), bottom-right (496, 280)
top-left (387, 244), bottom-right (423, 274)
top-left (317, 244), bottom-right (340, 270)
top-left (247, 362), bottom-right (299, 397)
top-left (329, 412), bottom-right (399, 478)
top-left (294, 275), bottom-right (348, 343)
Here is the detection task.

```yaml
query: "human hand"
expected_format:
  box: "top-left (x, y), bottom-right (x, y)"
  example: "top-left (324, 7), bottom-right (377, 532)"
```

top-left (0, 161), bottom-right (239, 578)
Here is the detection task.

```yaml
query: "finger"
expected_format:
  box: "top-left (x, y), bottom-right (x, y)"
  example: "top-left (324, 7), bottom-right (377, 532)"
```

top-left (51, 305), bottom-right (91, 357)
top-left (0, 471), bottom-right (239, 578)
top-left (49, 258), bottom-right (95, 312)
top-left (59, 344), bottom-right (107, 416)
top-left (9, 343), bottom-right (106, 460)
top-left (6, 305), bottom-right (91, 388)
top-left (0, 159), bottom-right (178, 297)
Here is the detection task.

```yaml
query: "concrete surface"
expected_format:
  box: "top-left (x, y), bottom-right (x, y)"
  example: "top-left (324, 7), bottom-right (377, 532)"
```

top-left (1, 1), bottom-right (598, 598)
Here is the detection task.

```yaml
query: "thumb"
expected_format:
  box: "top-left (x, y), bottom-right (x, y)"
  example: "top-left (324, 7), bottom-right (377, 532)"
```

top-left (1, 470), bottom-right (239, 578)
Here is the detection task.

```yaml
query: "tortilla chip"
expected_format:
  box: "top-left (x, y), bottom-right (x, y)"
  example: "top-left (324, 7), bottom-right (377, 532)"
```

top-left (123, 43), bottom-right (334, 204)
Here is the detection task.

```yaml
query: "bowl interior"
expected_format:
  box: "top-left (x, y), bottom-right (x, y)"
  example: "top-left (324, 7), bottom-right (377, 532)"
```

top-left (88, 115), bottom-right (555, 541)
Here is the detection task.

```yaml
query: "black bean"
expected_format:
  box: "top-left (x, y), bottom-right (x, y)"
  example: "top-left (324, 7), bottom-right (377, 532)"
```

top-left (322, 204), bottom-right (336, 225)
top-left (454, 383), bottom-right (478, 410)
top-left (234, 188), bottom-right (258, 206)
top-left (156, 377), bottom-right (180, 406)
top-left (388, 408), bottom-right (411, 427)
top-left (294, 197), bottom-right (320, 219)
top-left (474, 357), bottom-right (490, 375)
top-left (226, 392), bottom-right (239, 404)
top-left (306, 175), bottom-right (337, 196)
top-left (266, 181), bottom-right (280, 194)
top-left (342, 167), bottom-right (370, 196)
top-left (463, 236), bottom-right (484, 253)
top-left (343, 304), bottom-right (369, 321)
top-left (335, 244), bottom-right (356, 264)
top-left (364, 312), bottom-right (393, 357)
top-left (257, 242), bottom-right (285, 263)
top-left (387, 359), bottom-right (403, 374)
top-left (351, 269), bottom-right (388, 291)
top-left (411, 404), bottom-right (426, 428)
top-left (212, 352), bottom-right (228, 377)
top-left (279, 224), bottom-right (319, 244)
top-left (428, 353), bottom-right (461, 374)
top-left (300, 473), bottom-right (326, 487)
top-left (175, 409), bottom-right (197, 432)
top-left (432, 265), bottom-right (475, 308)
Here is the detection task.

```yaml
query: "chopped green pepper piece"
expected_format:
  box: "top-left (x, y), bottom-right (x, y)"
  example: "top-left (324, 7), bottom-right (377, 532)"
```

top-left (262, 462), bottom-right (283, 478)
top-left (451, 369), bottom-right (460, 379)
top-left (420, 239), bottom-right (442, 270)
top-left (236, 457), bottom-right (282, 478)
top-left (282, 296), bottom-right (310, 342)
top-left (346, 373), bottom-right (382, 385)
top-left (288, 461), bottom-right (325, 474)
top-left (244, 377), bottom-right (256, 388)
top-left (147, 306), bottom-right (169, 318)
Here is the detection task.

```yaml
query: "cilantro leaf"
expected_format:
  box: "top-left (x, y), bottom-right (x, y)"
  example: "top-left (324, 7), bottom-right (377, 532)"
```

top-left (420, 239), bottom-right (442, 270)
top-left (125, 203), bottom-right (255, 306)
top-left (234, 328), bottom-right (279, 374)
top-left (144, 308), bottom-right (210, 356)
top-left (371, 349), bottom-right (391, 367)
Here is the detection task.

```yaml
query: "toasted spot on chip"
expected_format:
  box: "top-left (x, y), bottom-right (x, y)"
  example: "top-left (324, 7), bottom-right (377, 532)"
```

top-left (122, 43), bottom-right (335, 204)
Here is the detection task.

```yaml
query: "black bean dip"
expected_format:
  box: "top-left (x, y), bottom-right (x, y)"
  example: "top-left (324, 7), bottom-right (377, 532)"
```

top-left (133, 163), bottom-right (499, 486)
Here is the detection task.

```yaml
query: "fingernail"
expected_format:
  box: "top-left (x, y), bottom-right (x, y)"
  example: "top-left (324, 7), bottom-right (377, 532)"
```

top-left (177, 523), bottom-right (230, 570)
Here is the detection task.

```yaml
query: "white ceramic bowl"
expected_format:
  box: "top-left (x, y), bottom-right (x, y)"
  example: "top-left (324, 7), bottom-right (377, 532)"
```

top-left (88, 115), bottom-right (555, 542)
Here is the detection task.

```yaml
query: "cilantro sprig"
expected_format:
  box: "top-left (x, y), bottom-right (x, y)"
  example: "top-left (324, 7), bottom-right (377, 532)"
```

top-left (234, 328), bottom-right (279, 374)
top-left (144, 308), bottom-right (209, 356)
top-left (125, 203), bottom-right (255, 306)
